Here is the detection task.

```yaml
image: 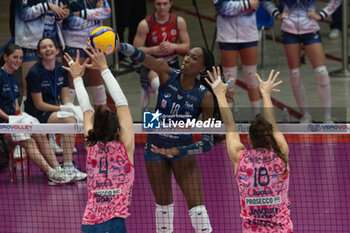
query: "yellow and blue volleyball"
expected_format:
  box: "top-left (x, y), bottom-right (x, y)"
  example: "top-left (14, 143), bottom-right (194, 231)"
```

top-left (89, 26), bottom-right (119, 55)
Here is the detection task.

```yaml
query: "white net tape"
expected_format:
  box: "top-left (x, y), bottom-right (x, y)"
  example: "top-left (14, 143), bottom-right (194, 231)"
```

top-left (1, 123), bottom-right (350, 134)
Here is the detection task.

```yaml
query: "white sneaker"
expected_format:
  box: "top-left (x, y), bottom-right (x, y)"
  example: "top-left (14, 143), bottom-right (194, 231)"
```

top-left (49, 135), bottom-right (63, 154)
top-left (47, 168), bottom-right (75, 185)
top-left (329, 29), bottom-right (341, 39)
top-left (13, 145), bottom-right (26, 160)
top-left (63, 166), bottom-right (87, 181)
top-left (300, 114), bottom-right (312, 123)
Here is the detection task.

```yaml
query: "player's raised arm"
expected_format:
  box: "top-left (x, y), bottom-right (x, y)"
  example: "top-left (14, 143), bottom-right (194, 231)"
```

top-left (118, 42), bottom-right (173, 86)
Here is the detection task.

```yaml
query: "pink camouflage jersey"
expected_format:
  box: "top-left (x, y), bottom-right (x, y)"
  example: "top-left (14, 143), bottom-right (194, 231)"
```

top-left (82, 140), bottom-right (134, 225)
top-left (236, 148), bottom-right (293, 233)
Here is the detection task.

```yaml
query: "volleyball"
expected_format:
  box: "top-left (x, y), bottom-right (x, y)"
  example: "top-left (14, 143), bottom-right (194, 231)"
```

top-left (89, 26), bottom-right (119, 55)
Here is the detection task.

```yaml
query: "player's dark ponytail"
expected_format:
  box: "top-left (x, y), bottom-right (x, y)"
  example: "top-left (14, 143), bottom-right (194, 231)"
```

top-left (197, 46), bottom-right (221, 121)
top-left (249, 114), bottom-right (288, 176)
top-left (85, 108), bottom-right (120, 147)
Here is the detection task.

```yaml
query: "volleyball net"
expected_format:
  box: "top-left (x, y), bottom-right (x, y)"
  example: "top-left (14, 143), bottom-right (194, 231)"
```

top-left (0, 123), bottom-right (349, 233)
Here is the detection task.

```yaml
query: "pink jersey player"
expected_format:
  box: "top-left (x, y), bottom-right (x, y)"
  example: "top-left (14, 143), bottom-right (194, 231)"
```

top-left (63, 43), bottom-right (135, 232)
top-left (236, 148), bottom-right (292, 233)
top-left (82, 140), bottom-right (134, 225)
top-left (206, 67), bottom-right (293, 233)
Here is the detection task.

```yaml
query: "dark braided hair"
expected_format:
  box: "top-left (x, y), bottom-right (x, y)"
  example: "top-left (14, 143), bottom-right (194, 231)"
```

top-left (196, 46), bottom-right (221, 121)
top-left (249, 114), bottom-right (288, 176)
top-left (85, 108), bottom-right (120, 147)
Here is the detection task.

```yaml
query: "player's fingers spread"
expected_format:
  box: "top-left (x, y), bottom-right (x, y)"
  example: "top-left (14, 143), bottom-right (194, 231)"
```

top-left (76, 49), bottom-right (80, 60)
top-left (204, 78), bottom-right (212, 87)
top-left (272, 71), bottom-right (280, 82)
top-left (268, 69), bottom-right (275, 81)
top-left (83, 47), bottom-right (93, 58)
top-left (217, 66), bottom-right (221, 77)
top-left (206, 71), bottom-right (214, 82)
top-left (212, 66), bottom-right (217, 78)
top-left (255, 73), bottom-right (262, 82)
top-left (273, 80), bottom-right (283, 88)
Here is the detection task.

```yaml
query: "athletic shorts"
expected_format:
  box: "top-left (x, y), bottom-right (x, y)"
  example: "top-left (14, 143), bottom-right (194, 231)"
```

top-left (22, 49), bottom-right (38, 63)
top-left (24, 106), bottom-right (53, 124)
top-left (140, 57), bottom-right (179, 91)
top-left (81, 217), bottom-right (126, 233)
top-left (144, 137), bottom-right (193, 162)
top-left (22, 48), bottom-right (62, 63)
top-left (218, 41), bottom-right (258, 51)
top-left (65, 47), bottom-right (89, 58)
top-left (282, 31), bottom-right (322, 45)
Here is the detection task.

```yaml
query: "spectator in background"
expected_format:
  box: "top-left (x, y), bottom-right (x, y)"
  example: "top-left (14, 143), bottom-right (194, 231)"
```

top-left (24, 37), bottom-right (86, 181)
top-left (62, 0), bottom-right (111, 111)
top-left (329, 3), bottom-right (342, 39)
top-left (214, 0), bottom-right (276, 119)
top-left (0, 43), bottom-right (74, 185)
top-left (133, 0), bottom-right (190, 112)
top-left (15, 0), bottom-right (68, 104)
top-left (263, 0), bottom-right (341, 123)
top-left (15, 0), bottom-right (69, 154)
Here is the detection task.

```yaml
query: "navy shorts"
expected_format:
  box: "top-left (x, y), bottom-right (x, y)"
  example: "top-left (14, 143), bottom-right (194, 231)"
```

top-left (24, 103), bottom-right (53, 123)
top-left (22, 48), bottom-right (62, 63)
top-left (144, 137), bottom-right (193, 162)
top-left (65, 47), bottom-right (89, 58)
top-left (282, 31), bottom-right (322, 45)
top-left (218, 41), bottom-right (258, 51)
top-left (81, 217), bottom-right (126, 233)
top-left (22, 48), bottom-right (38, 63)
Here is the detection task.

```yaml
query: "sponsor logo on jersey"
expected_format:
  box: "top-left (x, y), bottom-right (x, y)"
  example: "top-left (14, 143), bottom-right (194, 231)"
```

top-left (245, 195), bottom-right (281, 206)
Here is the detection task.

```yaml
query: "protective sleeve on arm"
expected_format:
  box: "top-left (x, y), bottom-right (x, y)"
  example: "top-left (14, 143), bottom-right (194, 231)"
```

top-left (119, 42), bottom-right (146, 63)
top-left (101, 69), bottom-right (128, 107)
top-left (177, 134), bottom-right (213, 156)
top-left (73, 77), bottom-right (94, 113)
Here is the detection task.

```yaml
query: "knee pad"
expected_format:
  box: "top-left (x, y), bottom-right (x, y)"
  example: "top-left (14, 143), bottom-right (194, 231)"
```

top-left (156, 203), bottom-right (174, 233)
top-left (189, 205), bottom-right (212, 233)
top-left (242, 65), bottom-right (258, 89)
top-left (314, 66), bottom-right (330, 87)
top-left (68, 88), bottom-right (76, 103)
top-left (90, 85), bottom-right (107, 105)
top-left (150, 76), bottom-right (160, 94)
top-left (289, 68), bottom-right (302, 87)
top-left (222, 66), bottom-right (237, 91)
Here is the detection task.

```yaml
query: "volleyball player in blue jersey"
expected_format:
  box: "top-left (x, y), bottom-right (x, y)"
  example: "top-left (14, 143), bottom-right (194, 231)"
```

top-left (117, 42), bottom-right (215, 232)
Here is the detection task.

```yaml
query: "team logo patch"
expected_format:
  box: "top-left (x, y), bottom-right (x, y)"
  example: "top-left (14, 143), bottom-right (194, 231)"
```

top-left (161, 99), bottom-right (167, 108)
top-left (170, 29), bottom-right (177, 36)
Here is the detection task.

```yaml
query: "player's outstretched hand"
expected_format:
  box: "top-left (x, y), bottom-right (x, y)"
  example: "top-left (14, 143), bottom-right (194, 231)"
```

top-left (255, 69), bottom-right (282, 96)
top-left (62, 50), bottom-right (89, 80)
top-left (83, 41), bottom-right (108, 72)
top-left (205, 66), bottom-right (233, 98)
